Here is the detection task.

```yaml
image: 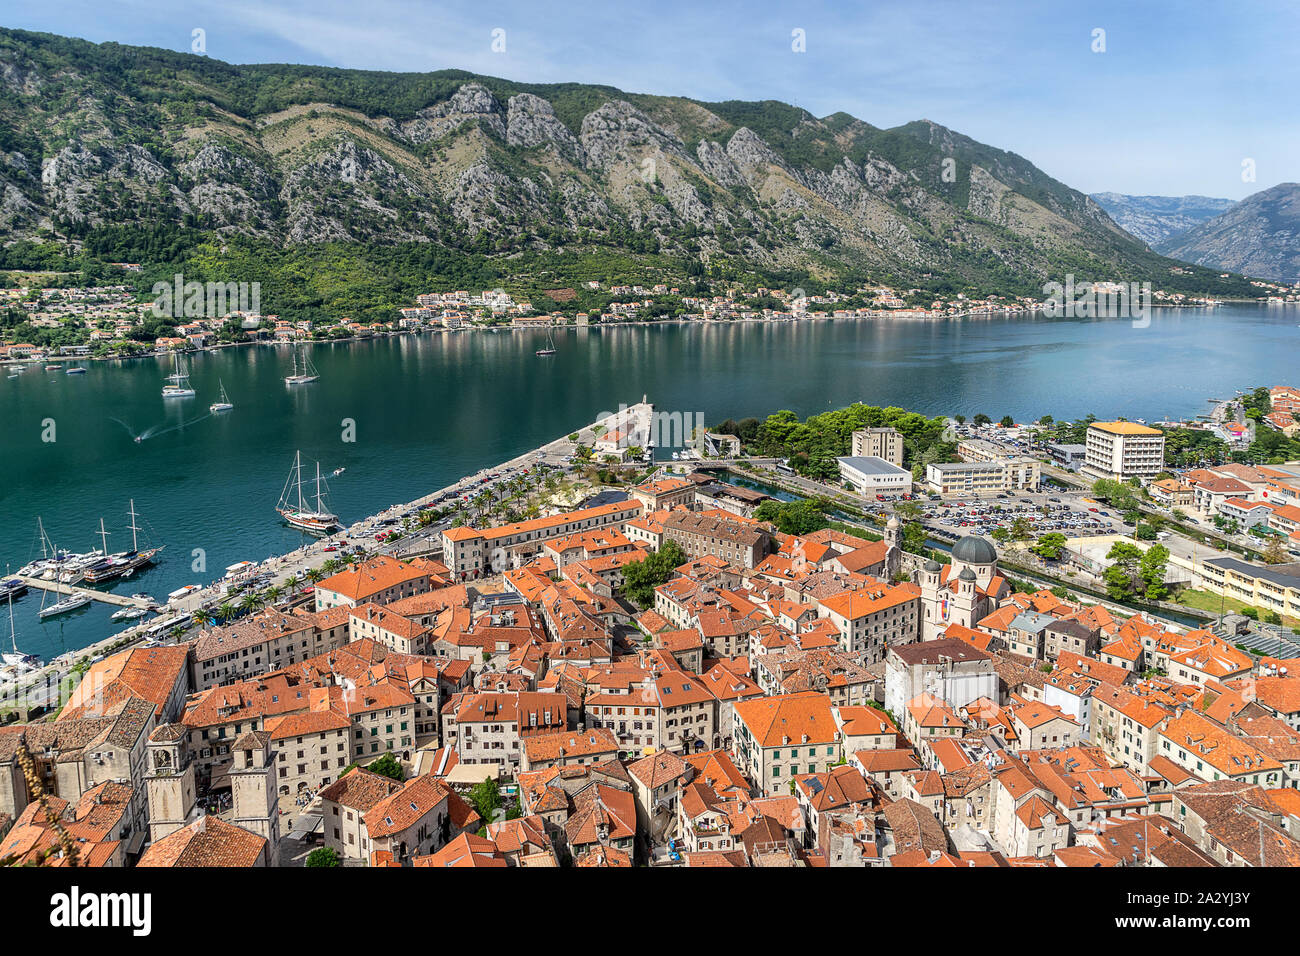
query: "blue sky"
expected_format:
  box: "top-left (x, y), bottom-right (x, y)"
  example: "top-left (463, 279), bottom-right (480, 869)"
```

top-left (3, 0), bottom-right (1296, 199)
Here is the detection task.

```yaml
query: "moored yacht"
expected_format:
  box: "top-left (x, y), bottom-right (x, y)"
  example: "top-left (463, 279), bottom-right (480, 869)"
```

top-left (161, 352), bottom-right (195, 398)
top-left (284, 343), bottom-right (320, 385)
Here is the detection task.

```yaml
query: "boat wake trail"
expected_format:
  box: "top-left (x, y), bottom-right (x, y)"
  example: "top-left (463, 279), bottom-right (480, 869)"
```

top-left (113, 412), bottom-right (213, 443)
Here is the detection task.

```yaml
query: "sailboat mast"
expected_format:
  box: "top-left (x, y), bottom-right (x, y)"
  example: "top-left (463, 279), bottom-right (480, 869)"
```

top-left (97, 518), bottom-right (110, 555)
top-left (315, 461), bottom-right (324, 514)
top-left (296, 452), bottom-right (306, 512)
top-left (128, 499), bottom-right (140, 552)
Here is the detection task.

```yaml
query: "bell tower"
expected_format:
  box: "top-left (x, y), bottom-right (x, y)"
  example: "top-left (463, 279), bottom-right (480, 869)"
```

top-left (231, 731), bottom-right (281, 866)
top-left (146, 723), bottom-right (196, 842)
top-left (884, 516), bottom-right (903, 579)
top-left (920, 558), bottom-right (943, 640)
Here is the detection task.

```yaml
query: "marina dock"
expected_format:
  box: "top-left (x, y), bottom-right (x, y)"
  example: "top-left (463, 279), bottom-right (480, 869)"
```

top-left (15, 576), bottom-right (154, 610)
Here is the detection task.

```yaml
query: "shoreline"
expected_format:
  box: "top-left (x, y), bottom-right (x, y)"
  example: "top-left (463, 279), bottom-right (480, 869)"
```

top-left (7, 297), bottom-right (1278, 368)
top-left (0, 401), bottom-right (652, 710)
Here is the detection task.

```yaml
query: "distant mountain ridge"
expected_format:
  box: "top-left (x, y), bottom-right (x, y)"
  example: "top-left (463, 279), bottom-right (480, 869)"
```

top-left (1090, 192), bottom-right (1237, 246)
top-left (1156, 183), bottom-right (1300, 283)
top-left (0, 27), bottom-right (1257, 301)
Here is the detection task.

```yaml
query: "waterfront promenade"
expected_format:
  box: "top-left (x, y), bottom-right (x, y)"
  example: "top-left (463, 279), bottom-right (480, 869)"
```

top-left (0, 401), bottom-right (656, 711)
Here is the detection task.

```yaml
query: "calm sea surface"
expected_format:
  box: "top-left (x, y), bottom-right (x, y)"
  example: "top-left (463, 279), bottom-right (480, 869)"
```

top-left (3, 302), bottom-right (1297, 659)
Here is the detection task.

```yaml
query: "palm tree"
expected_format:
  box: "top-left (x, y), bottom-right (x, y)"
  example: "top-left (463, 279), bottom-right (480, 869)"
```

top-left (265, 585), bottom-right (283, 605)
top-left (321, 558), bottom-right (341, 574)
top-left (238, 592), bottom-right (260, 615)
top-left (217, 602), bottom-right (236, 624)
top-left (285, 573), bottom-right (300, 592)
top-left (192, 608), bottom-right (212, 630)
top-left (306, 567), bottom-right (324, 585)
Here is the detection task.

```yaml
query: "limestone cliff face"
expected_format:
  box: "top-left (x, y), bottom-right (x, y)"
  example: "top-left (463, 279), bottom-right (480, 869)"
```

top-left (1157, 184), bottom-right (1300, 282)
top-left (0, 27), bottom-right (1184, 287)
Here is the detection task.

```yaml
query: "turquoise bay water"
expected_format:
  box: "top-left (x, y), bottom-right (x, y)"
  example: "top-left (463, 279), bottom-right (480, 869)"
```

top-left (3, 303), bottom-right (1298, 660)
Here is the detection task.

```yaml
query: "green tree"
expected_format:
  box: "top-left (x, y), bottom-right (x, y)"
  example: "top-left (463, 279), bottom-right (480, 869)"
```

top-left (305, 847), bottom-right (341, 867)
top-left (1031, 532), bottom-right (1068, 560)
top-left (1007, 516), bottom-right (1035, 544)
top-left (469, 777), bottom-right (503, 824)
top-left (753, 498), bottom-right (829, 535)
top-left (1103, 541), bottom-right (1143, 600)
top-left (621, 540), bottom-right (689, 607)
top-left (902, 522), bottom-right (929, 555)
top-left (1139, 544), bottom-right (1171, 600)
top-left (894, 499), bottom-right (924, 522)
top-left (367, 753), bottom-right (405, 782)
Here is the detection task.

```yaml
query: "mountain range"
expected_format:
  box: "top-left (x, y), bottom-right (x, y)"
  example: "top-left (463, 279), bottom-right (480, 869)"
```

top-left (1156, 183), bottom-right (1300, 284)
top-left (0, 27), bottom-right (1259, 306)
top-left (1089, 192), bottom-right (1237, 247)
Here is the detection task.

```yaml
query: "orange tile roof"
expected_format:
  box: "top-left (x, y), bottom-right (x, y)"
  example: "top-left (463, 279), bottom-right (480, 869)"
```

top-left (317, 555), bottom-right (433, 602)
top-left (734, 691), bottom-right (838, 747)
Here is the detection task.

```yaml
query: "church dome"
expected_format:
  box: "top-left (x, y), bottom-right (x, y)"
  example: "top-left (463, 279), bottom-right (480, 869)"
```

top-left (958, 567), bottom-right (977, 582)
top-left (923, 558), bottom-right (942, 573)
top-left (951, 535), bottom-right (997, 565)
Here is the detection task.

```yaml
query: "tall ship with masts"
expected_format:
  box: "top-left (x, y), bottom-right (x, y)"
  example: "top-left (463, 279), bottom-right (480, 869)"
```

top-left (277, 451), bottom-right (341, 534)
top-left (81, 500), bottom-right (164, 584)
top-left (284, 342), bottom-right (320, 386)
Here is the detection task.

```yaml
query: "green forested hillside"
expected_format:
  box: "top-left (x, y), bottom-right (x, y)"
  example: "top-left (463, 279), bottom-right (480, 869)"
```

top-left (0, 27), bottom-right (1264, 319)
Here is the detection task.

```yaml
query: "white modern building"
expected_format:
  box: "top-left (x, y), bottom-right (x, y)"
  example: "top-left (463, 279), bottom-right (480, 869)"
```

top-left (1083, 421), bottom-right (1165, 481)
top-left (836, 456), bottom-right (912, 495)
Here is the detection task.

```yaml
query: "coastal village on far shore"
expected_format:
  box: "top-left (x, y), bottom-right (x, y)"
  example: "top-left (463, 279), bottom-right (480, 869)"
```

top-left (3, 272), bottom-right (1299, 362)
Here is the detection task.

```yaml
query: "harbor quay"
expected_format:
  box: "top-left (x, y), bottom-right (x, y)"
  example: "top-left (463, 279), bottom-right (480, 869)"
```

top-left (0, 401), bottom-right (658, 712)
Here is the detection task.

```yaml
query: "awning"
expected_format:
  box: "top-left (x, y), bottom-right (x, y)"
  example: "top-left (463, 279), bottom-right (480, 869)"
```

top-left (287, 813), bottom-right (322, 841)
top-left (126, 829), bottom-right (147, 855)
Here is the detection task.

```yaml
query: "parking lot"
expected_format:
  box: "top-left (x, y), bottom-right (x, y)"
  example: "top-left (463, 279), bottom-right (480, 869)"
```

top-left (923, 496), bottom-right (1125, 539)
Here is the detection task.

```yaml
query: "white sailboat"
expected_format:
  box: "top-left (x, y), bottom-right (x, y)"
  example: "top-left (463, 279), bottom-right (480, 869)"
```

top-left (37, 528), bottom-right (91, 619)
top-left (162, 352), bottom-right (195, 398)
top-left (276, 451), bottom-right (341, 534)
top-left (536, 331), bottom-right (557, 356)
top-left (210, 378), bottom-right (234, 412)
top-left (284, 343), bottom-right (320, 386)
top-left (3, 571), bottom-right (39, 670)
